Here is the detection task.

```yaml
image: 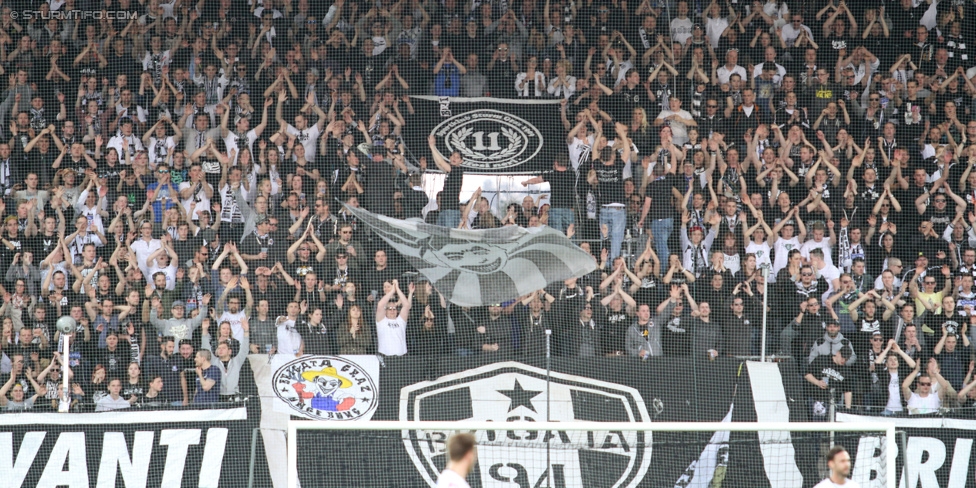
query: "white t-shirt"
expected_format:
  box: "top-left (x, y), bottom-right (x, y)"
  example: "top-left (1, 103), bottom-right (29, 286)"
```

top-left (746, 241), bottom-right (772, 271)
top-left (812, 478), bottom-right (860, 488)
top-left (276, 317), bottom-right (303, 356)
top-left (147, 262), bottom-right (178, 291)
top-left (436, 469), bottom-right (471, 488)
top-left (107, 133), bottom-right (145, 158)
top-left (148, 136), bottom-right (177, 165)
top-left (670, 17), bottom-right (693, 46)
top-left (179, 181), bottom-right (211, 220)
top-left (886, 372), bottom-right (903, 412)
top-left (223, 129), bottom-right (259, 163)
top-left (819, 264), bottom-right (841, 301)
top-left (285, 124), bottom-right (322, 159)
top-left (95, 395), bottom-right (132, 412)
top-left (654, 109), bottom-right (694, 145)
top-left (801, 238), bottom-right (834, 268)
top-left (716, 64), bottom-right (747, 85)
top-left (376, 316), bottom-right (408, 356)
top-left (907, 392), bottom-right (940, 415)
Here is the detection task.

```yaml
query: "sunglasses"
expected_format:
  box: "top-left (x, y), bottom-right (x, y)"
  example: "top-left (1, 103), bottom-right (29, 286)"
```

top-left (801, 272), bottom-right (813, 277)
top-left (919, 382), bottom-right (932, 386)
top-left (870, 97), bottom-right (880, 101)
top-left (158, 169), bottom-right (169, 173)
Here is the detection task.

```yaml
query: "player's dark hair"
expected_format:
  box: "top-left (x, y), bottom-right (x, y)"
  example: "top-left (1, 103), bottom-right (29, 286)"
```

top-left (447, 433), bottom-right (476, 462)
top-left (826, 445), bottom-right (847, 462)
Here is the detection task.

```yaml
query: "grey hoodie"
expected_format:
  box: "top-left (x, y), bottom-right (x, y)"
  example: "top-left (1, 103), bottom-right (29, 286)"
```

top-left (149, 308), bottom-right (205, 341)
top-left (807, 331), bottom-right (857, 366)
top-left (626, 301), bottom-right (675, 358)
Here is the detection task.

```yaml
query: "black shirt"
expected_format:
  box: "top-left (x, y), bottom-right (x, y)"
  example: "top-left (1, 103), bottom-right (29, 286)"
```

top-left (594, 162), bottom-right (625, 206)
top-left (806, 354), bottom-right (853, 402)
top-left (644, 174), bottom-right (676, 220)
top-left (440, 166), bottom-right (465, 210)
top-left (542, 168), bottom-right (577, 209)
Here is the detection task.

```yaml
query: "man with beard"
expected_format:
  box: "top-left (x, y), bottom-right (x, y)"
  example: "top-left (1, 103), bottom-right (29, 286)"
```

top-left (143, 336), bottom-right (185, 406)
top-left (599, 286), bottom-right (635, 356)
top-left (725, 285), bottom-right (762, 356)
top-left (149, 296), bottom-right (211, 342)
top-left (814, 446), bottom-right (858, 488)
top-left (933, 322), bottom-right (971, 390)
top-left (808, 321), bottom-right (858, 367)
top-left (560, 302), bottom-right (602, 358)
top-left (516, 292), bottom-right (554, 357)
top-left (477, 304), bottom-right (512, 359)
top-left (689, 302), bottom-right (721, 360)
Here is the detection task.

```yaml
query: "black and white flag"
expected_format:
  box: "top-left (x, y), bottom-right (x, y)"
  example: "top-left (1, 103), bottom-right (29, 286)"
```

top-left (344, 206), bottom-right (597, 307)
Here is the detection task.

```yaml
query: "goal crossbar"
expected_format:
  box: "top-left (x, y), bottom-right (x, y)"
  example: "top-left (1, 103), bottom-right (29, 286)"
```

top-left (287, 421), bottom-right (896, 488)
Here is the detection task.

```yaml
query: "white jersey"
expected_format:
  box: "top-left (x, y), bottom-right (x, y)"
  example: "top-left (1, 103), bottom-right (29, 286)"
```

top-left (220, 310), bottom-right (247, 342)
top-left (436, 469), bottom-right (471, 488)
top-left (813, 478), bottom-right (860, 488)
top-left (772, 236), bottom-right (801, 276)
top-left (376, 316), bottom-right (408, 356)
top-left (568, 134), bottom-right (595, 171)
top-left (148, 136), bottom-right (177, 165)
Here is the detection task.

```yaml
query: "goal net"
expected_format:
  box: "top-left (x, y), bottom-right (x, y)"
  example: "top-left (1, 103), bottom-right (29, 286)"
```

top-left (287, 420), bottom-right (895, 488)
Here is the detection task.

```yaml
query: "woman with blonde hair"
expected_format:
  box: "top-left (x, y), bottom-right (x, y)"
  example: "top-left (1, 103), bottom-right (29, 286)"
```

top-left (547, 59), bottom-right (576, 99)
top-left (629, 107), bottom-right (653, 156)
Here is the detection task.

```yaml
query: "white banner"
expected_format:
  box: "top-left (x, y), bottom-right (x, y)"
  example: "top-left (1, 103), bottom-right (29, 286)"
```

top-left (270, 355), bottom-right (380, 421)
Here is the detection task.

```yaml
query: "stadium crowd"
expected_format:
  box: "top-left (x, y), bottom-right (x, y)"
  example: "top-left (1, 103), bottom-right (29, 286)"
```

top-left (0, 0), bottom-right (975, 418)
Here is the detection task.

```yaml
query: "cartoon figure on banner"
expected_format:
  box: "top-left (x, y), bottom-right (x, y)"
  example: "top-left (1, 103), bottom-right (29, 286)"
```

top-left (290, 366), bottom-right (356, 412)
top-left (272, 355), bottom-right (379, 420)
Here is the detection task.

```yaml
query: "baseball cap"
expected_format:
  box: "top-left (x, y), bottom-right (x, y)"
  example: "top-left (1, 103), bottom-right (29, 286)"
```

top-left (172, 300), bottom-right (186, 309)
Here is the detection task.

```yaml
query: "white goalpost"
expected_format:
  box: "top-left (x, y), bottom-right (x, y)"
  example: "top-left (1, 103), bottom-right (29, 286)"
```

top-left (286, 420), bottom-right (897, 488)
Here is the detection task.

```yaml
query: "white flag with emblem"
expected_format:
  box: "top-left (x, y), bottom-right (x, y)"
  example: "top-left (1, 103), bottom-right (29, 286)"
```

top-left (344, 205), bottom-right (596, 307)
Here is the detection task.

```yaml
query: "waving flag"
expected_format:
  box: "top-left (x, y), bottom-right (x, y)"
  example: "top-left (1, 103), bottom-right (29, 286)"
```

top-left (344, 206), bottom-right (596, 307)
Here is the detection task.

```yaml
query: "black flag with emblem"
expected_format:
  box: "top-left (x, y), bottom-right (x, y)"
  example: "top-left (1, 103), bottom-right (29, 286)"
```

top-left (403, 96), bottom-right (563, 173)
